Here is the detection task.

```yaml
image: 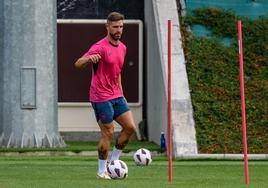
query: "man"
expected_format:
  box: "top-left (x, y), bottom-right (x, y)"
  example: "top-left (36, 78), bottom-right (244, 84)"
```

top-left (74, 12), bottom-right (136, 179)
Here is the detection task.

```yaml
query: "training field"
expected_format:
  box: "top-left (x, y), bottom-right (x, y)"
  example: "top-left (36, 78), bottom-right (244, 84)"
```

top-left (0, 156), bottom-right (267, 188)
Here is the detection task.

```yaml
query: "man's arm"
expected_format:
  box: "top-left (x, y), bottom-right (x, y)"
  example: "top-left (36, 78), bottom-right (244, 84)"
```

top-left (74, 54), bottom-right (101, 69)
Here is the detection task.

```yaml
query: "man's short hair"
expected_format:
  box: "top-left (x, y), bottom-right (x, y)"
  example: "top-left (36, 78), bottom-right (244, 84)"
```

top-left (107, 12), bottom-right (125, 23)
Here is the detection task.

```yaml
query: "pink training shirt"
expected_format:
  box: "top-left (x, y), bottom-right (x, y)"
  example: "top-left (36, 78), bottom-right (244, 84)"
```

top-left (83, 37), bottom-right (127, 102)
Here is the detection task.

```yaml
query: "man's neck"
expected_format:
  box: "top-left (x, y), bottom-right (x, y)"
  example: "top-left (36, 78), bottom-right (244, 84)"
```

top-left (107, 35), bottom-right (119, 46)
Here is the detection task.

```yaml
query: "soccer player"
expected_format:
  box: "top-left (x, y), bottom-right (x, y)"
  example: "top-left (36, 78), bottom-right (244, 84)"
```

top-left (74, 12), bottom-right (136, 179)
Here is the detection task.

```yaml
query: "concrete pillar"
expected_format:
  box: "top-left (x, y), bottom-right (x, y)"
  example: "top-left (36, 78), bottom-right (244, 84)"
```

top-left (0, 0), bottom-right (65, 148)
top-left (144, 0), bottom-right (168, 146)
top-left (145, 0), bottom-right (197, 156)
top-left (0, 0), bottom-right (3, 135)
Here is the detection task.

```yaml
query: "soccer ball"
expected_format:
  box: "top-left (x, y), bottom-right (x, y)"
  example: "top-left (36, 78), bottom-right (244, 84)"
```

top-left (133, 148), bottom-right (152, 166)
top-left (107, 160), bottom-right (128, 179)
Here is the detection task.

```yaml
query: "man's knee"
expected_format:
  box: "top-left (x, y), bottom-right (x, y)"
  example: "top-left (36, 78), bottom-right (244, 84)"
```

top-left (126, 124), bottom-right (136, 135)
top-left (102, 127), bottom-right (114, 140)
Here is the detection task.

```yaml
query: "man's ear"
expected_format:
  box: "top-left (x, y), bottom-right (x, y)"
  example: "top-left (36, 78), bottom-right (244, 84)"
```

top-left (106, 23), bottom-right (110, 30)
top-left (106, 22), bottom-right (110, 27)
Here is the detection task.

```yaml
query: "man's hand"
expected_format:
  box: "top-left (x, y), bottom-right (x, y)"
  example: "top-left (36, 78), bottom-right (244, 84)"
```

top-left (88, 54), bottom-right (101, 64)
top-left (75, 54), bottom-right (101, 69)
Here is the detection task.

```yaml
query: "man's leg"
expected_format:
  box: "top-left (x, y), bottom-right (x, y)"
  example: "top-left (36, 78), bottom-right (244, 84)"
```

top-left (97, 121), bottom-right (114, 175)
top-left (109, 111), bottom-right (136, 161)
top-left (91, 100), bottom-right (114, 179)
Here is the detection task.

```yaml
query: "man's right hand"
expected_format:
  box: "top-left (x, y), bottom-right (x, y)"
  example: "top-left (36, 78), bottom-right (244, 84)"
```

top-left (75, 54), bottom-right (101, 69)
top-left (88, 54), bottom-right (101, 64)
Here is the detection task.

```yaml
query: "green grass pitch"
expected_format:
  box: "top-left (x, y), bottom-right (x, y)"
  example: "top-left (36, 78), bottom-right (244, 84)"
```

top-left (0, 156), bottom-right (267, 188)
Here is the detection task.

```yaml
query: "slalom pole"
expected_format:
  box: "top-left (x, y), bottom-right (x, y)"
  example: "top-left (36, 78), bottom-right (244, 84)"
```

top-left (237, 19), bottom-right (249, 185)
top-left (167, 19), bottom-right (173, 183)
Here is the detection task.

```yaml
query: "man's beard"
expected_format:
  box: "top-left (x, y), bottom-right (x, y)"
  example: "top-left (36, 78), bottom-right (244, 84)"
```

top-left (109, 32), bottom-right (121, 41)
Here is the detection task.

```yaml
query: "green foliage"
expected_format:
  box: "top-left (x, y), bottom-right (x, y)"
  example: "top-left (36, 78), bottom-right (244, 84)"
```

top-left (184, 8), bottom-right (268, 153)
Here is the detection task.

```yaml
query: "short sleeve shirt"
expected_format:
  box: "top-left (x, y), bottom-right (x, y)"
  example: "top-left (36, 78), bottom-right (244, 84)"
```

top-left (83, 37), bottom-right (127, 102)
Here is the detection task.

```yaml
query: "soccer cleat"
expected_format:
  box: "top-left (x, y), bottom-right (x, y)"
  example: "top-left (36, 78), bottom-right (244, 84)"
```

top-left (96, 172), bottom-right (111, 180)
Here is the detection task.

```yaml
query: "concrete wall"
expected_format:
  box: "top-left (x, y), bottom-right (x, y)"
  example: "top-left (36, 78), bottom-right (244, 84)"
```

top-left (145, 0), bottom-right (198, 156)
top-left (58, 105), bottom-right (142, 141)
top-left (58, 105), bottom-right (142, 132)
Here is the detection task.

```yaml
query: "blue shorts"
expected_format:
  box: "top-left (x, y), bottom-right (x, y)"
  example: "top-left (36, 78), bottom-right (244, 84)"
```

top-left (91, 97), bottom-right (129, 124)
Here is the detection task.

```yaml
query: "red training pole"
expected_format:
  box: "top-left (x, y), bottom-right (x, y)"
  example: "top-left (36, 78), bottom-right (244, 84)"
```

top-left (238, 19), bottom-right (249, 185)
top-left (167, 19), bottom-right (173, 183)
